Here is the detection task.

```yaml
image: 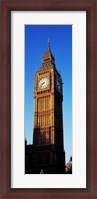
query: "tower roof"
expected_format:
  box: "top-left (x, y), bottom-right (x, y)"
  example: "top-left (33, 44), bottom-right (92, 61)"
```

top-left (42, 39), bottom-right (55, 63)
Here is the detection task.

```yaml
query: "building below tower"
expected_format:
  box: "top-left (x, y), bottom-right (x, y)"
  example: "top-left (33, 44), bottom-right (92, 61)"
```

top-left (25, 143), bottom-right (65, 174)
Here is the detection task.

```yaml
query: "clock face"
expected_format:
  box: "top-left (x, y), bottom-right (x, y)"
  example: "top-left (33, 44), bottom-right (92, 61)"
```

top-left (38, 77), bottom-right (49, 89)
top-left (56, 80), bottom-right (61, 91)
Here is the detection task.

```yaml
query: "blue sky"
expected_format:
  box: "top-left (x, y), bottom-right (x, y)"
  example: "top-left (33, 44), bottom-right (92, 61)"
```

top-left (25, 25), bottom-right (72, 163)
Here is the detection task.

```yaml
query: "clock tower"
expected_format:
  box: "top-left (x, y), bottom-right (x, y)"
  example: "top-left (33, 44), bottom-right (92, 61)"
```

top-left (25, 40), bottom-right (65, 174)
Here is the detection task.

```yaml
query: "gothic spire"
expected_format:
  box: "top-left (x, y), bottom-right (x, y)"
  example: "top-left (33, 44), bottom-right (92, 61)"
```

top-left (41, 39), bottom-right (55, 67)
top-left (48, 38), bottom-right (50, 49)
top-left (43, 38), bottom-right (54, 58)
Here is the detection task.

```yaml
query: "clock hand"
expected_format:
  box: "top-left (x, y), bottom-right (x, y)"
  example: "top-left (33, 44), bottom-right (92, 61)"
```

top-left (42, 82), bottom-right (45, 85)
top-left (41, 81), bottom-right (45, 87)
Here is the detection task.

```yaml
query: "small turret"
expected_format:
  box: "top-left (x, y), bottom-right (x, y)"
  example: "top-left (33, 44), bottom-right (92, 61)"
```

top-left (25, 138), bottom-right (27, 145)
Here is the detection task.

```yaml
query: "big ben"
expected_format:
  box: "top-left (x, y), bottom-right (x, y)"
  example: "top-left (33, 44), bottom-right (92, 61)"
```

top-left (25, 40), bottom-right (65, 174)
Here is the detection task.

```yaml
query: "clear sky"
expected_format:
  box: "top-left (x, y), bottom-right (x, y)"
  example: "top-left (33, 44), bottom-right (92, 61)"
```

top-left (25, 25), bottom-right (72, 163)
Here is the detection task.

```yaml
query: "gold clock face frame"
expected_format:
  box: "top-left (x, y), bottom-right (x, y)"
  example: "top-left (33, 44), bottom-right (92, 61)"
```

top-left (38, 77), bottom-right (49, 89)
